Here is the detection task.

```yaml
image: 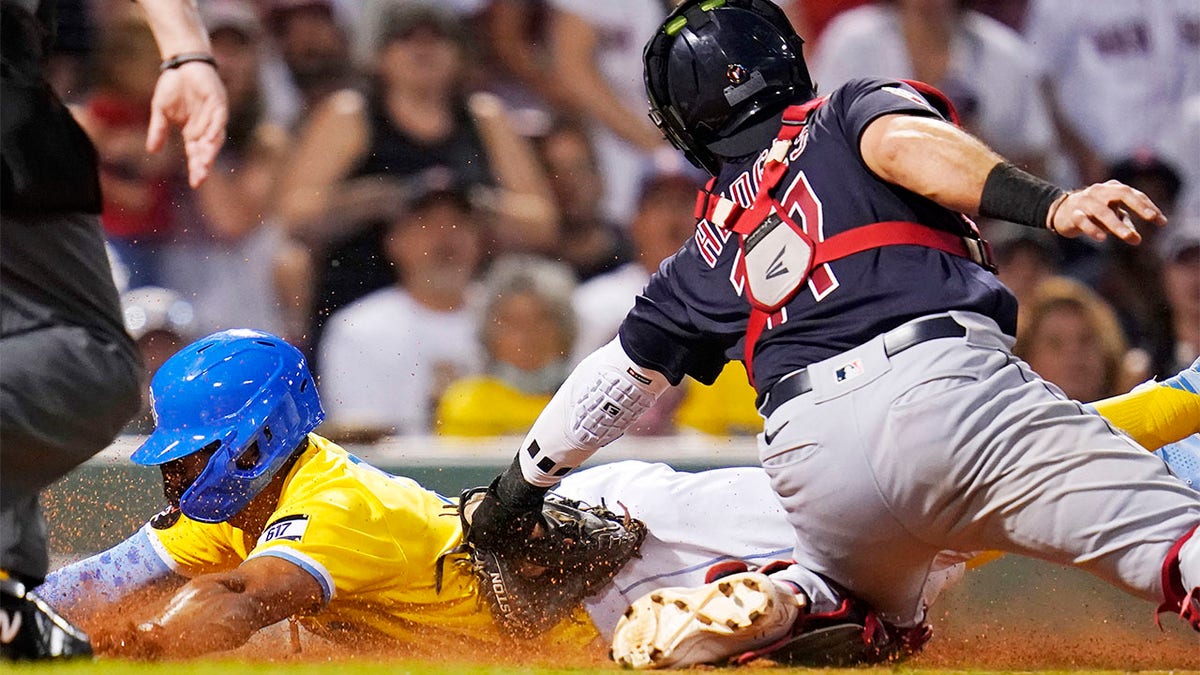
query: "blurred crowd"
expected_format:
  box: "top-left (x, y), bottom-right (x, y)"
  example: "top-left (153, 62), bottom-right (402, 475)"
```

top-left (48, 0), bottom-right (1199, 438)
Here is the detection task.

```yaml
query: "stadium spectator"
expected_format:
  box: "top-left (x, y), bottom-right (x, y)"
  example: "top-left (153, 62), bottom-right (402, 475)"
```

top-left (991, 229), bottom-right (1059, 319)
top-left (481, 0), bottom-right (571, 113)
top-left (74, 13), bottom-right (180, 288)
top-left (436, 256), bottom-right (577, 436)
top-left (263, 0), bottom-right (355, 126)
top-left (1015, 277), bottom-right (1134, 402)
top-left (276, 4), bottom-right (557, 357)
top-left (813, 0), bottom-right (1053, 175)
top-left (352, 0), bottom-right (489, 66)
top-left (1093, 154), bottom-right (1185, 379)
top-left (317, 181), bottom-right (486, 436)
top-left (119, 286), bottom-right (197, 434)
top-left (1160, 218), bottom-right (1200, 374)
top-left (536, 119), bottom-right (631, 281)
top-left (1025, 0), bottom-right (1200, 186)
top-left (571, 172), bottom-right (760, 436)
top-left (546, 0), bottom-right (671, 223)
top-left (155, 1), bottom-right (295, 339)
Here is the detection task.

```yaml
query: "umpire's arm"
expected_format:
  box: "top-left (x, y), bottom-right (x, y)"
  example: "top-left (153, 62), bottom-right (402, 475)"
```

top-left (93, 556), bottom-right (322, 659)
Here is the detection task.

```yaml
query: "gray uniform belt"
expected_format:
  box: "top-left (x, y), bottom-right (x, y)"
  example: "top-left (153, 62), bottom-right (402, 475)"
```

top-left (758, 315), bottom-right (967, 418)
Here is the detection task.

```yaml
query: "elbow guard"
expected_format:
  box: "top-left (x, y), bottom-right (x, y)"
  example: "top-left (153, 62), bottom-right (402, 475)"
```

top-left (519, 338), bottom-right (671, 486)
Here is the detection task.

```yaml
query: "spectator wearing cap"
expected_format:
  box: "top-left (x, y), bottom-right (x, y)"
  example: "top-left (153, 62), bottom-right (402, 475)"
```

top-left (157, 0), bottom-right (296, 341)
top-left (317, 182), bottom-right (486, 436)
top-left (264, 0), bottom-right (354, 123)
top-left (276, 4), bottom-right (559, 357)
top-left (991, 228), bottom-right (1060, 329)
top-left (1160, 219), bottom-right (1200, 373)
top-left (1092, 153), bottom-right (1185, 379)
top-left (436, 255), bottom-right (577, 436)
top-left (119, 287), bottom-right (196, 433)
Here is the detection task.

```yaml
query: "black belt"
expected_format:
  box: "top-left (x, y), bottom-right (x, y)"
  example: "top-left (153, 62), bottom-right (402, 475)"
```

top-left (757, 315), bottom-right (967, 418)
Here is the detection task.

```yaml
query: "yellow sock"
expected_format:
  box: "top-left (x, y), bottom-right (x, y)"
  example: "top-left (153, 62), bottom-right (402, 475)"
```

top-left (1090, 384), bottom-right (1200, 451)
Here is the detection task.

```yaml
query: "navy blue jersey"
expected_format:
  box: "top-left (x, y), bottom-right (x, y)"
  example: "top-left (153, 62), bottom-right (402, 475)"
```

top-left (618, 78), bottom-right (1017, 393)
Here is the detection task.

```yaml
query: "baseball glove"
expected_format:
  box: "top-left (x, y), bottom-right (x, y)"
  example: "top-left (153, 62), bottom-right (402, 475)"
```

top-left (442, 487), bottom-right (648, 639)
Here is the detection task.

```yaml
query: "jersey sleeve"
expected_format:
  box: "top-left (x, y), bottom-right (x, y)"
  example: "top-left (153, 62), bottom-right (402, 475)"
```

top-left (619, 251), bottom-right (739, 387)
top-left (833, 77), bottom-right (948, 147)
top-left (147, 509), bottom-right (243, 577)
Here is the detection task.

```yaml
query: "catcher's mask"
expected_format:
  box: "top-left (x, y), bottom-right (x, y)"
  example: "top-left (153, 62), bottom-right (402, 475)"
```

top-left (131, 329), bottom-right (325, 523)
top-left (643, 0), bottom-right (815, 176)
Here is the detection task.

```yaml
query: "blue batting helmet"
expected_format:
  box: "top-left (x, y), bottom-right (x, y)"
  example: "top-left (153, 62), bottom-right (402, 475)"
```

top-left (644, 0), bottom-right (815, 175)
top-left (131, 329), bottom-right (325, 523)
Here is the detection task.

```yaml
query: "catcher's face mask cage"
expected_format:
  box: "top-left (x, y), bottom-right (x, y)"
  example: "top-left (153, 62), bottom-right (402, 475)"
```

top-left (132, 329), bottom-right (325, 523)
top-left (643, 0), bottom-right (815, 175)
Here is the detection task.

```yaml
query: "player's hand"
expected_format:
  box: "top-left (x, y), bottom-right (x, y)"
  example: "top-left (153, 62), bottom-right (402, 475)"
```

top-left (1046, 179), bottom-right (1167, 244)
top-left (146, 61), bottom-right (228, 189)
top-left (90, 621), bottom-right (164, 660)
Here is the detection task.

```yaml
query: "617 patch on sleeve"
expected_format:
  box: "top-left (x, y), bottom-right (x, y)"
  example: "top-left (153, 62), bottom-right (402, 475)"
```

top-left (258, 514), bottom-right (310, 545)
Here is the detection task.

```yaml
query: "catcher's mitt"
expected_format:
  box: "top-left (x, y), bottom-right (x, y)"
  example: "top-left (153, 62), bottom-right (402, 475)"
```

top-left (444, 487), bottom-right (647, 639)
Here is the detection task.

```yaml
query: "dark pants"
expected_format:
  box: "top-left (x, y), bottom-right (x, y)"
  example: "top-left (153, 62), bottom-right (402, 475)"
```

top-left (1, 211), bottom-right (142, 582)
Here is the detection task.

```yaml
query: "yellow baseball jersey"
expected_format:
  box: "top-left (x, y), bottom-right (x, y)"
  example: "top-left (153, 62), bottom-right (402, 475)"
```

top-left (148, 434), bottom-right (598, 649)
top-left (435, 377), bottom-right (551, 437)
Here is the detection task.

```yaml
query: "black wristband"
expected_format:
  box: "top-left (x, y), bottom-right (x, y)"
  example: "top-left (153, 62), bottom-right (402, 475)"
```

top-left (978, 162), bottom-right (1065, 230)
top-left (494, 455), bottom-right (549, 509)
top-left (159, 52), bottom-right (217, 72)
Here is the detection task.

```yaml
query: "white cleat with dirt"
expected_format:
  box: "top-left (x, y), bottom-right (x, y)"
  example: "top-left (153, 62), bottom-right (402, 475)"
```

top-left (610, 571), bottom-right (805, 669)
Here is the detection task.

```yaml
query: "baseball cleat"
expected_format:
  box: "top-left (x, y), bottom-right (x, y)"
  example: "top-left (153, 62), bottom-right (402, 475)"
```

top-left (610, 572), bottom-right (805, 669)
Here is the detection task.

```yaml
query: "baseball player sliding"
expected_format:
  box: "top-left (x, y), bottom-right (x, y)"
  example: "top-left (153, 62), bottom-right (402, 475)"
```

top-left (32, 329), bottom-right (1199, 663)
top-left (462, 0), bottom-right (1200, 668)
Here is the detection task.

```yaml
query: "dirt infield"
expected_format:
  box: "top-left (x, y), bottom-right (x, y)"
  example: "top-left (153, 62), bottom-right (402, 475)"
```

top-left (79, 588), bottom-right (1197, 671)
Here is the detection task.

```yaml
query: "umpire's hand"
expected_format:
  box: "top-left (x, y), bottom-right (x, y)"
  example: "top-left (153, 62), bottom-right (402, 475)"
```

top-left (146, 61), bottom-right (228, 189)
top-left (1047, 179), bottom-right (1168, 244)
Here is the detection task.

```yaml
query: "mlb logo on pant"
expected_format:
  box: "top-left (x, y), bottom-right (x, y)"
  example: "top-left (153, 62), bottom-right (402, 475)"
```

top-left (836, 359), bottom-right (865, 383)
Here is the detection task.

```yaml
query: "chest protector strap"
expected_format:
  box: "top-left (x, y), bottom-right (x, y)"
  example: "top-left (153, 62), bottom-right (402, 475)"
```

top-left (695, 87), bottom-right (994, 387)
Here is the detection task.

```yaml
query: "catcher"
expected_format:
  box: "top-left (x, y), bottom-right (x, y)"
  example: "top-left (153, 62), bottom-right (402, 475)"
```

top-left (33, 328), bottom-right (1199, 662)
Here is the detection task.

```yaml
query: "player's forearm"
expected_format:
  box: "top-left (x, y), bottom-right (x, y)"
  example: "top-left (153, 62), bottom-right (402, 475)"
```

top-left (136, 0), bottom-right (211, 59)
top-left (515, 338), bottom-right (672, 487)
top-left (133, 575), bottom-right (282, 658)
top-left (860, 114), bottom-right (1003, 215)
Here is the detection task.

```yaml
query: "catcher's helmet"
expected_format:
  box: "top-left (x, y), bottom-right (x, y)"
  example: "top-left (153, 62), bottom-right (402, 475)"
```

top-left (644, 0), bottom-right (815, 175)
top-left (131, 329), bottom-right (324, 523)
